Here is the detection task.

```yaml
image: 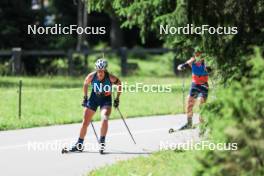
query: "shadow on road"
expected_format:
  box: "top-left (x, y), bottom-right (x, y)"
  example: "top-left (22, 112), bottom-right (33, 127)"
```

top-left (103, 151), bottom-right (152, 155)
top-left (62, 150), bottom-right (153, 155)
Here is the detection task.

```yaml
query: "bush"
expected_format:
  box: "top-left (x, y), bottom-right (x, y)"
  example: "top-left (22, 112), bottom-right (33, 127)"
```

top-left (198, 49), bottom-right (264, 176)
top-left (0, 61), bottom-right (10, 75)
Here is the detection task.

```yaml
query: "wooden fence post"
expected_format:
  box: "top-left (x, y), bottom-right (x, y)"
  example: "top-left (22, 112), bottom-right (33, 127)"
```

top-left (119, 47), bottom-right (127, 76)
top-left (18, 80), bottom-right (22, 119)
top-left (12, 48), bottom-right (22, 75)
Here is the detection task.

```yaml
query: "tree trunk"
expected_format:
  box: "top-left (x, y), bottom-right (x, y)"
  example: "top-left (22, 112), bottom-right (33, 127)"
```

top-left (76, 0), bottom-right (83, 51)
top-left (110, 15), bottom-right (123, 49)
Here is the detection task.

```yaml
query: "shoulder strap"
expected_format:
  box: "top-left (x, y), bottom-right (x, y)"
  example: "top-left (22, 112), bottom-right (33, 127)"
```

top-left (105, 71), bottom-right (110, 81)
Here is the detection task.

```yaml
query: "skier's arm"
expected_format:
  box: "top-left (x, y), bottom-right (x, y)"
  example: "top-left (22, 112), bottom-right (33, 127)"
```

top-left (109, 74), bottom-right (122, 108)
top-left (81, 73), bottom-right (94, 107)
top-left (83, 72), bottom-right (95, 98)
top-left (109, 74), bottom-right (121, 98)
top-left (177, 57), bottom-right (195, 71)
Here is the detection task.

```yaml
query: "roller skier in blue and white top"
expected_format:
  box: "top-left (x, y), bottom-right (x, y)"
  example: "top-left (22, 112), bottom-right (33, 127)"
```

top-left (70, 58), bottom-right (122, 154)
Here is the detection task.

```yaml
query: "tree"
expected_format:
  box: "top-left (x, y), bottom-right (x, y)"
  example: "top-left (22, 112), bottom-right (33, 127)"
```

top-left (88, 0), bottom-right (264, 80)
top-left (0, 0), bottom-right (37, 49)
top-left (88, 0), bottom-right (125, 48)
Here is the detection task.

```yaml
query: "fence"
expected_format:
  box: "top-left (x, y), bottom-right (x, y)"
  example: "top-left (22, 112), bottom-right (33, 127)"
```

top-left (0, 47), bottom-right (179, 76)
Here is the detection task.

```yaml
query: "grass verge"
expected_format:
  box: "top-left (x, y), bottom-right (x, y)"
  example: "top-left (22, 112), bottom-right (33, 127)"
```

top-left (88, 150), bottom-right (201, 176)
top-left (0, 76), bottom-right (193, 130)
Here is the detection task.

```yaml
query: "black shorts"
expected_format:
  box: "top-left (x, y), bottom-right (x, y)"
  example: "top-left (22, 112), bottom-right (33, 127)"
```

top-left (84, 93), bottom-right (112, 111)
top-left (189, 82), bottom-right (209, 99)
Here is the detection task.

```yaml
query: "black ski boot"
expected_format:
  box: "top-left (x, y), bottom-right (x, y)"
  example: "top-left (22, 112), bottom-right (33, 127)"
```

top-left (179, 118), bottom-right (193, 130)
top-left (69, 143), bottom-right (84, 152)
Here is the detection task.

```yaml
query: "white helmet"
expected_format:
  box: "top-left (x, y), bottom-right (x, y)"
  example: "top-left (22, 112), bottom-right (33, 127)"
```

top-left (95, 59), bottom-right (107, 70)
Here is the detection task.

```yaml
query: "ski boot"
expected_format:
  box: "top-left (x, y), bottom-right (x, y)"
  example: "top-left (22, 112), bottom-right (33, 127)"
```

top-left (62, 143), bottom-right (84, 154)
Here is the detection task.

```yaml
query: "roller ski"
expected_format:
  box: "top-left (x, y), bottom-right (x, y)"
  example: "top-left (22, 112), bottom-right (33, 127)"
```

top-left (61, 143), bottom-right (84, 154)
top-left (169, 119), bottom-right (194, 134)
top-left (168, 125), bottom-right (191, 133)
top-left (99, 136), bottom-right (106, 154)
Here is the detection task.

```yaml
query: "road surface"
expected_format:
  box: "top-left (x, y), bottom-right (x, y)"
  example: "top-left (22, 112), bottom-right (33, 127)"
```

top-left (0, 114), bottom-right (199, 176)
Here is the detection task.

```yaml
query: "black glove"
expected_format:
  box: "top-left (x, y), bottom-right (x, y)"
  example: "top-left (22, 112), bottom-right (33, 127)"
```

top-left (82, 96), bottom-right (88, 107)
top-left (206, 66), bottom-right (212, 73)
top-left (177, 63), bottom-right (188, 71)
top-left (113, 98), bottom-right (119, 108)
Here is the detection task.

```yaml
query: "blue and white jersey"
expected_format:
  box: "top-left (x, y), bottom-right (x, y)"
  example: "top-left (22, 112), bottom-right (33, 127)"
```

top-left (91, 72), bottom-right (112, 96)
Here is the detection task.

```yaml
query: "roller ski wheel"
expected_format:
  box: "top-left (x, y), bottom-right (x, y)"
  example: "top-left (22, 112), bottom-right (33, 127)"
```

top-left (169, 123), bottom-right (195, 134)
top-left (99, 143), bottom-right (105, 154)
top-left (168, 128), bottom-right (181, 134)
top-left (61, 147), bottom-right (69, 154)
top-left (168, 128), bottom-right (175, 134)
top-left (99, 149), bottom-right (104, 154)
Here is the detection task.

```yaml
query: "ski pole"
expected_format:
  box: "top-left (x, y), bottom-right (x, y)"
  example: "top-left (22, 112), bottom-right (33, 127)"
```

top-left (182, 73), bottom-right (185, 113)
top-left (116, 107), bottom-right (137, 144)
top-left (90, 120), bottom-right (100, 144)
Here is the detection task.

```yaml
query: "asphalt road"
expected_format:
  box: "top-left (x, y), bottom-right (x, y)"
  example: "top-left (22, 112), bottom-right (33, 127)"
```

top-left (0, 114), bottom-right (199, 176)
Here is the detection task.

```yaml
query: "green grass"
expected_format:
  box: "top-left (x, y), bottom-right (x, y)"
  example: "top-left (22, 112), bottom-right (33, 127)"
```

top-left (88, 150), bottom-right (201, 176)
top-left (0, 53), bottom-right (203, 130)
top-left (0, 76), bottom-right (192, 130)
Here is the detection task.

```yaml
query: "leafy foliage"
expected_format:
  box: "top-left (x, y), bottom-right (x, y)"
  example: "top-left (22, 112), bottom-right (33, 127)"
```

top-left (0, 0), bottom-right (36, 49)
top-left (198, 50), bottom-right (264, 176)
top-left (88, 0), bottom-right (264, 80)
